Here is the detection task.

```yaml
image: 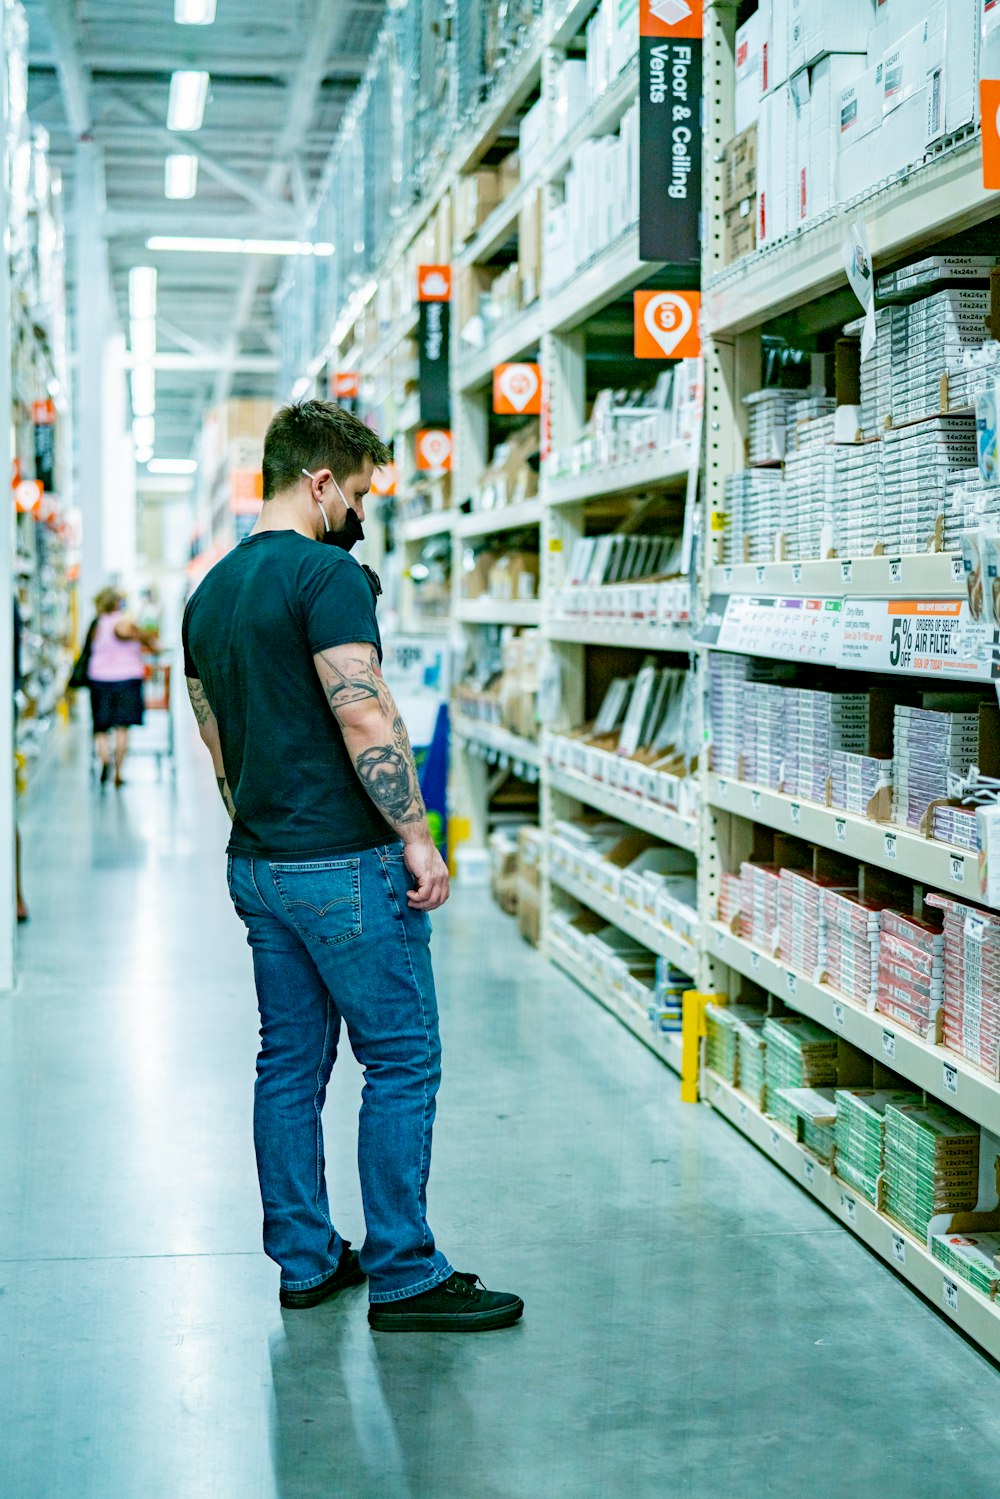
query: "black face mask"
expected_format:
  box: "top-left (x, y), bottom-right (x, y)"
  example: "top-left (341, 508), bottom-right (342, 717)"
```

top-left (322, 507), bottom-right (365, 551)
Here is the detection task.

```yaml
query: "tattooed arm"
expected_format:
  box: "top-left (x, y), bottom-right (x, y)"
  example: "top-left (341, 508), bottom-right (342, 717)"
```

top-left (185, 676), bottom-right (236, 820)
top-left (314, 642), bottom-right (449, 911)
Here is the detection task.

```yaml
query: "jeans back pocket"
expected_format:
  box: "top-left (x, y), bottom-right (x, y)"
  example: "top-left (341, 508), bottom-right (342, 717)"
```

top-left (270, 859), bottom-right (362, 947)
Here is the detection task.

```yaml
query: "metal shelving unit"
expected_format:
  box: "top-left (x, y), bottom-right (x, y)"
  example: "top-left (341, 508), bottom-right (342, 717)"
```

top-left (548, 936), bottom-right (683, 1075)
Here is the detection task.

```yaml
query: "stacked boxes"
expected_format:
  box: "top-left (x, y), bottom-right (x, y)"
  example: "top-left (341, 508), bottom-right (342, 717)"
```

top-left (832, 440), bottom-right (884, 556)
top-left (763, 1015), bottom-right (840, 1133)
top-left (886, 293), bottom-right (990, 426)
top-left (927, 895), bottom-right (1000, 1079)
top-left (891, 703), bottom-right (980, 831)
top-left (834, 1088), bottom-right (922, 1204)
top-left (883, 1101), bottom-right (980, 1241)
top-left (880, 415), bottom-right (978, 552)
top-left (783, 413), bottom-right (836, 560)
top-left (778, 869), bottom-right (853, 978)
top-left (875, 909), bottom-right (945, 1037)
top-left (739, 862), bottom-right (782, 954)
top-left (829, 751), bottom-right (892, 816)
top-left (783, 688), bottom-right (869, 802)
top-left (718, 871), bottom-right (743, 931)
top-left (723, 468), bottom-right (786, 563)
top-left (932, 1233), bottom-right (1000, 1297)
top-left (823, 889), bottom-right (882, 1008)
top-left (745, 389), bottom-right (804, 464)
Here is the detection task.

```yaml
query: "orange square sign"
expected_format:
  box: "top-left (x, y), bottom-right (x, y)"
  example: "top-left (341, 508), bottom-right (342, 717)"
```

top-left (371, 463), bottom-right (398, 497)
top-left (416, 429), bottom-right (453, 472)
top-left (331, 371), bottom-right (360, 399)
top-left (982, 81), bottom-right (1000, 188)
top-left (493, 362), bottom-right (542, 415)
top-left (639, 0), bottom-right (703, 40)
top-left (634, 290), bottom-right (701, 359)
top-left (417, 265), bottom-right (452, 302)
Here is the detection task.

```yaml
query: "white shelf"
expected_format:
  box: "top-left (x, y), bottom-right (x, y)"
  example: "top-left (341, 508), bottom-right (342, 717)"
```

top-left (544, 444), bottom-right (692, 506)
top-left (547, 760), bottom-right (698, 851)
top-left (454, 500), bottom-right (543, 539)
top-left (708, 773), bottom-right (976, 901)
top-left (543, 226), bottom-right (659, 336)
top-left (549, 859), bottom-right (698, 975)
top-left (703, 1069), bottom-right (1000, 1364)
top-left (546, 618), bottom-right (692, 651)
top-left (548, 936), bottom-right (683, 1074)
top-left (453, 303), bottom-right (543, 393)
top-left (452, 717), bottom-right (541, 768)
top-left (705, 136), bottom-right (995, 337)
top-left (456, 175), bottom-right (536, 270)
top-left (545, 56), bottom-right (638, 186)
top-left (455, 598), bottom-right (542, 626)
top-left (358, 305), bottom-right (419, 378)
top-left (709, 921), bottom-right (1000, 1136)
top-left (399, 510), bottom-right (454, 544)
top-left (710, 552), bottom-right (966, 599)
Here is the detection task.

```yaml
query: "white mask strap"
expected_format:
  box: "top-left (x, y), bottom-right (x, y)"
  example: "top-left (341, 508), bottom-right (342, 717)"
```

top-left (302, 467), bottom-right (332, 533)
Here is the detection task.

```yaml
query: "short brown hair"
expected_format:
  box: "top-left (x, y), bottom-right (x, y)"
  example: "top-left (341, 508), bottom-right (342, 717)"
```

top-left (94, 587), bottom-right (122, 614)
top-left (262, 400), bottom-right (391, 500)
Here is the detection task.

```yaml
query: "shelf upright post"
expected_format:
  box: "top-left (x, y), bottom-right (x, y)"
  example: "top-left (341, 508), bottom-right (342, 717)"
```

top-left (74, 140), bottom-right (112, 609)
top-left (0, 39), bottom-right (14, 989)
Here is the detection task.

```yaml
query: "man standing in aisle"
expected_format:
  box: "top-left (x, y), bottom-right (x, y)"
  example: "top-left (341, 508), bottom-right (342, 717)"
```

top-left (182, 400), bottom-right (523, 1333)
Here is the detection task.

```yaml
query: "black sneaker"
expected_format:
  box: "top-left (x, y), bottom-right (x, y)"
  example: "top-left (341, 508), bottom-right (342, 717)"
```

top-left (279, 1244), bottom-right (366, 1310)
top-left (368, 1271), bottom-right (524, 1333)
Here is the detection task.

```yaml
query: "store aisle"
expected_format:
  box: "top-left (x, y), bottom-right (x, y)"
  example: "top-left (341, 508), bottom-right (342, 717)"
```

top-left (2, 721), bottom-right (1000, 1499)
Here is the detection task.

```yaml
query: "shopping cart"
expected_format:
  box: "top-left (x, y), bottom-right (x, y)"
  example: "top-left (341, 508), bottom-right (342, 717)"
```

top-left (134, 653), bottom-right (176, 780)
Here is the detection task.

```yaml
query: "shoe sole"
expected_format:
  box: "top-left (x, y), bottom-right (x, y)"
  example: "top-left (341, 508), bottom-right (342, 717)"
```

top-left (280, 1266), bottom-right (367, 1310)
top-left (368, 1299), bottom-right (524, 1333)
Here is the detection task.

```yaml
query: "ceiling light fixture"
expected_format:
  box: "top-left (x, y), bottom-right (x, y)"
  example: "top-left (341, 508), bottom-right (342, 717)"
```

top-left (167, 70), bottom-right (210, 132)
top-left (128, 266), bottom-right (157, 321)
top-left (135, 447), bottom-right (154, 465)
top-left (147, 458), bottom-right (199, 475)
top-left (130, 319), bottom-right (156, 363)
top-left (291, 376), bottom-right (312, 400)
top-left (175, 0), bottom-right (217, 23)
top-left (131, 368), bottom-right (156, 419)
top-left (133, 416), bottom-right (156, 451)
top-left (146, 235), bottom-right (334, 256)
top-left (164, 153), bottom-right (199, 200)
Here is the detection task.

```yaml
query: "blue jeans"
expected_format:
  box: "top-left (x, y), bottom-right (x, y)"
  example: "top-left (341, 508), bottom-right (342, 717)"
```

top-left (227, 845), bottom-right (454, 1302)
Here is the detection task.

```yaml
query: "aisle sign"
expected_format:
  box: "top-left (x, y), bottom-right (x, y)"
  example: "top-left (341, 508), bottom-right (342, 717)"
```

top-left (981, 81), bottom-right (1000, 189)
top-left (638, 0), bottom-right (703, 264)
top-left (493, 362), bottom-right (542, 415)
top-left (715, 594), bottom-right (846, 663)
top-left (634, 291), bottom-right (701, 359)
top-left (417, 265), bottom-right (451, 428)
top-left (839, 598), bottom-right (998, 679)
top-left (416, 428), bottom-right (453, 473)
top-left (330, 371), bottom-right (360, 405)
top-left (371, 462), bottom-right (398, 497)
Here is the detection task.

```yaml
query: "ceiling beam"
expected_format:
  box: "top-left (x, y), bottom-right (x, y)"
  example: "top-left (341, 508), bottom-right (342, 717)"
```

top-left (102, 208), bottom-right (299, 238)
top-left (29, 51), bottom-right (372, 81)
top-left (38, 0), bottom-right (93, 138)
top-left (124, 351), bottom-right (278, 374)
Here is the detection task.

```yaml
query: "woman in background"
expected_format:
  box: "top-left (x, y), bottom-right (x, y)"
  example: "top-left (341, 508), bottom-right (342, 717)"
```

top-left (87, 587), bottom-right (158, 787)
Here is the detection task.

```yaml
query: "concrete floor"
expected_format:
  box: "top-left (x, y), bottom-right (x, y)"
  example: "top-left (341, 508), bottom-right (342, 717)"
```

top-left (3, 717), bottom-right (1000, 1499)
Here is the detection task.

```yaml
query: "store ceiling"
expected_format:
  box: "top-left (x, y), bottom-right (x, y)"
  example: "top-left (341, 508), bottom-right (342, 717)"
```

top-left (24, 0), bottom-right (386, 459)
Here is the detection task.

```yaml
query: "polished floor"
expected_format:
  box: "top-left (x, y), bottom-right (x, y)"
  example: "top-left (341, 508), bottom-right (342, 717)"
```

top-left (4, 717), bottom-right (1000, 1499)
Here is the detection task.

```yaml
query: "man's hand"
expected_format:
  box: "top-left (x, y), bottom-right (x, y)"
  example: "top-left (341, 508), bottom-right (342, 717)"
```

top-left (404, 836), bottom-right (450, 912)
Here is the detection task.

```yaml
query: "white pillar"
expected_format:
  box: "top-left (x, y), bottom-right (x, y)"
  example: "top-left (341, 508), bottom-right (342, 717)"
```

top-left (0, 49), bottom-right (14, 991)
top-left (74, 140), bottom-right (111, 610)
top-left (100, 332), bottom-right (136, 589)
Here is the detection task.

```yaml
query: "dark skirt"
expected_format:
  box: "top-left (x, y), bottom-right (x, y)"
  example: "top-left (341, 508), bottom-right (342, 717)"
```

top-left (90, 679), bottom-right (145, 733)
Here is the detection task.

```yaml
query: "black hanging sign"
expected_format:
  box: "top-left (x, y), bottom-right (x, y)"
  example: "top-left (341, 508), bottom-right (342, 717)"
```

top-left (417, 265), bottom-right (451, 429)
top-left (638, 0), bottom-right (703, 265)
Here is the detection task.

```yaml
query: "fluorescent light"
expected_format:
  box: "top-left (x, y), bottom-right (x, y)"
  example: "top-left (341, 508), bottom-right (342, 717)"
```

top-left (131, 367), bottom-right (156, 418)
top-left (129, 266), bottom-right (157, 320)
top-left (164, 153), bottom-right (199, 200)
top-left (167, 70), bottom-right (210, 132)
top-left (291, 376), bottom-right (311, 400)
top-left (146, 235), bottom-right (334, 256)
top-left (147, 458), bottom-right (198, 475)
top-left (130, 318), bottom-right (156, 363)
top-left (135, 446), bottom-right (154, 465)
top-left (175, 0), bottom-right (216, 22)
top-left (133, 416), bottom-right (156, 452)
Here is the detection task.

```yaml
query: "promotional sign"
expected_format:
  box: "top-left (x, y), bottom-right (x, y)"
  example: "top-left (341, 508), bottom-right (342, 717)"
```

top-left (493, 362), bottom-right (542, 415)
top-left (716, 594), bottom-right (847, 664)
top-left (634, 290), bottom-right (701, 358)
top-left (416, 428), bottom-right (453, 473)
top-left (371, 462), bottom-right (398, 497)
top-left (982, 81), bottom-right (1000, 189)
top-left (330, 371), bottom-right (360, 405)
top-left (418, 265), bottom-right (451, 429)
top-left (639, 0), bottom-right (703, 264)
top-left (229, 467), bottom-right (264, 514)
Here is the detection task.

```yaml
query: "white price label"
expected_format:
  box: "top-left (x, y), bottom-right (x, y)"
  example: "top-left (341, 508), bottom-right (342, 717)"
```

top-left (792, 563), bottom-right (803, 583)
top-left (803, 1158), bottom-right (816, 1186)
top-left (751, 789), bottom-right (761, 811)
top-left (943, 1277), bottom-right (959, 1313)
top-left (882, 1029), bottom-right (896, 1060)
top-left (891, 1232), bottom-right (906, 1266)
top-left (755, 565), bottom-right (766, 584)
top-left (888, 558), bottom-right (902, 584)
top-left (832, 1002), bottom-right (846, 1029)
top-left (950, 855), bottom-right (965, 884)
top-left (769, 1129), bottom-right (781, 1154)
top-left (715, 927), bottom-right (726, 950)
top-left (943, 1062), bottom-right (958, 1095)
top-left (719, 779), bottom-right (729, 799)
top-left (787, 971), bottom-right (797, 997)
top-left (966, 913), bottom-right (987, 944)
top-left (841, 560), bottom-right (853, 583)
top-left (790, 802), bottom-right (802, 827)
top-left (751, 950), bottom-right (761, 972)
top-left (835, 818), bottom-right (847, 844)
top-left (723, 566), bottom-right (733, 585)
top-left (883, 832), bottom-right (897, 860)
top-left (952, 555), bottom-right (965, 583)
top-left (739, 1101), bottom-right (749, 1123)
top-left (841, 1194), bottom-right (857, 1225)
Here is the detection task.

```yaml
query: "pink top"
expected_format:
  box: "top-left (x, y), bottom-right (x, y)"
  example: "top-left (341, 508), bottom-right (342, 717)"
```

top-left (88, 613), bottom-right (145, 683)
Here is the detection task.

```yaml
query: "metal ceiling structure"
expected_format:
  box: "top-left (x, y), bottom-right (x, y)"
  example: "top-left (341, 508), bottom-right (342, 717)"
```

top-left (24, 0), bottom-right (387, 457)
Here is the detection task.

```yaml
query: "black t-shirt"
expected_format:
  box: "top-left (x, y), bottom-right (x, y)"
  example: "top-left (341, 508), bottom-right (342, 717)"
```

top-left (182, 530), bottom-right (394, 859)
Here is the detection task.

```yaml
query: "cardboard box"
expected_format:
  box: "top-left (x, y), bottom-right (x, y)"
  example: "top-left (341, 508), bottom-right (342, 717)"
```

top-left (489, 831), bottom-right (520, 915)
top-left (518, 188), bottom-right (543, 308)
top-left (725, 199), bottom-right (757, 263)
top-left (724, 125), bottom-right (757, 210)
top-left (553, 59), bottom-right (588, 143)
top-left (793, 54), bottom-right (866, 224)
top-left (735, 10), bottom-right (765, 134)
top-left (760, 0), bottom-right (791, 94)
top-left (454, 170), bottom-right (502, 244)
top-left (924, 0), bottom-right (978, 142)
top-left (837, 62), bottom-right (884, 200)
top-left (880, 22), bottom-right (931, 177)
top-left (787, 0), bottom-right (873, 73)
top-left (518, 826), bottom-right (543, 890)
top-left (517, 879), bottom-right (541, 945)
top-left (757, 84), bottom-right (794, 244)
top-left (519, 97), bottom-right (547, 182)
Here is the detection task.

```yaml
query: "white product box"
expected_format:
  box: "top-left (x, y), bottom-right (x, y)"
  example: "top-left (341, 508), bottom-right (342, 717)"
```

top-left (553, 59), bottom-right (588, 144)
top-left (983, 0), bottom-right (1000, 86)
top-left (880, 22), bottom-right (931, 177)
top-left (757, 83), bottom-right (794, 243)
top-left (788, 0), bottom-right (874, 73)
top-left (518, 98), bottom-right (547, 182)
top-left (760, 0), bottom-right (790, 94)
top-left (837, 62), bottom-right (884, 199)
top-left (735, 9), bottom-right (765, 134)
top-left (867, 0), bottom-right (912, 63)
top-left (612, 0), bottom-right (639, 79)
top-left (924, 0), bottom-right (978, 141)
top-left (793, 54), bottom-right (867, 223)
